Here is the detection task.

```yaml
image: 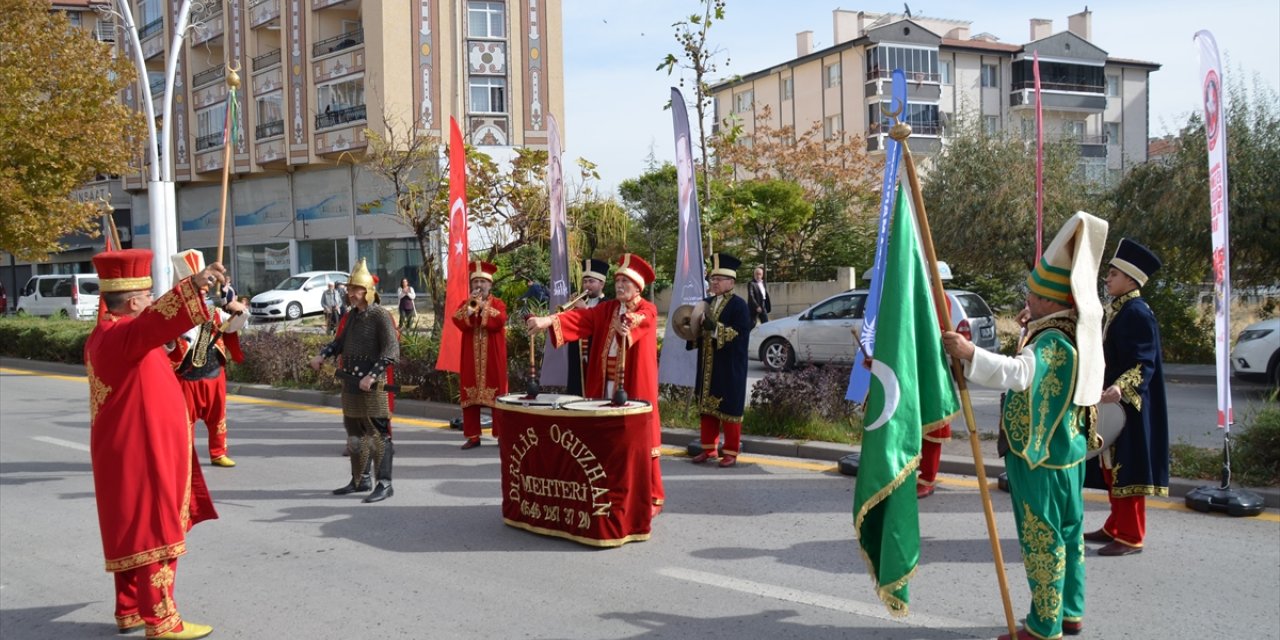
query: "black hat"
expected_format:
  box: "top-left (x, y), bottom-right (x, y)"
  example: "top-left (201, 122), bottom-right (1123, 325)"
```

top-left (581, 258), bottom-right (609, 283)
top-left (1110, 238), bottom-right (1161, 286)
top-left (709, 253), bottom-right (741, 280)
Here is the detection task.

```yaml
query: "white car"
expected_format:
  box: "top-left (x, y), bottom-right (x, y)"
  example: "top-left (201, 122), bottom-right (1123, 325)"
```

top-left (748, 288), bottom-right (998, 371)
top-left (249, 271), bottom-right (348, 321)
top-left (15, 274), bottom-right (100, 320)
top-left (1230, 318), bottom-right (1279, 387)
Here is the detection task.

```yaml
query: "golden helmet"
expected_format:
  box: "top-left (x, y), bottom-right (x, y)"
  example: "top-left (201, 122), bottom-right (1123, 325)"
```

top-left (345, 258), bottom-right (377, 305)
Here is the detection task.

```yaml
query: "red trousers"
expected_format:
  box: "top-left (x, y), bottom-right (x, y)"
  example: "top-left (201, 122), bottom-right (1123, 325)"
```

top-left (113, 558), bottom-right (182, 636)
top-left (463, 406), bottom-right (486, 440)
top-left (699, 415), bottom-right (742, 457)
top-left (1100, 465), bottom-right (1146, 546)
top-left (179, 373), bottom-right (228, 459)
top-left (918, 421), bottom-right (952, 486)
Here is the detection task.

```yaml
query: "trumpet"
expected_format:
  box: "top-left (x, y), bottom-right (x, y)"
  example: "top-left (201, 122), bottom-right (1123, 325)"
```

top-left (557, 290), bottom-right (591, 313)
top-left (467, 291), bottom-right (488, 312)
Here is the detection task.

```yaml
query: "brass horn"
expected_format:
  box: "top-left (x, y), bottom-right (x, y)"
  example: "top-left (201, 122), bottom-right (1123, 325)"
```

top-left (557, 290), bottom-right (591, 313)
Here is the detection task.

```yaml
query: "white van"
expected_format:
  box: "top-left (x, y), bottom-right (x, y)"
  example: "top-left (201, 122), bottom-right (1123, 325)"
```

top-left (15, 274), bottom-right (100, 320)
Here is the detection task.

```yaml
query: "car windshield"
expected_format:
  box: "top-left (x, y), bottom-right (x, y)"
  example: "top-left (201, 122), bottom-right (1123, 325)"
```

top-left (954, 293), bottom-right (992, 317)
top-left (272, 276), bottom-right (310, 291)
top-left (79, 279), bottom-right (99, 295)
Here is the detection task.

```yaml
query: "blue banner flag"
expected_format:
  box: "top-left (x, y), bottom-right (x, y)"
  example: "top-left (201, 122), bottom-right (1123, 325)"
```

top-left (658, 88), bottom-right (707, 387)
top-left (846, 69), bottom-right (908, 402)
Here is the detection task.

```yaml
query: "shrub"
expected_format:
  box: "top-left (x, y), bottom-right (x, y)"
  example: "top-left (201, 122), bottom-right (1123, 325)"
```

top-left (228, 328), bottom-right (331, 389)
top-left (0, 316), bottom-right (92, 363)
top-left (391, 330), bottom-right (457, 403)
top-left (1234, 400), bottom-right (1280, 486)
top-left (1145, 283), bottom-right (1213, 364)
top-left (745, 364), bottom-right (863, 444)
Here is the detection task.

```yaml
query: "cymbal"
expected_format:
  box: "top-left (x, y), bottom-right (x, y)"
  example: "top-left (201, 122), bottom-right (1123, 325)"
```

top-left (672, 304), bottom-right (701, 342)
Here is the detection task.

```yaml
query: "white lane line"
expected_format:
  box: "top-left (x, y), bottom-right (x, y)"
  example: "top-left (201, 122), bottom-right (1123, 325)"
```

top-left (658, 566), bottom-right (987, 634)
top-left (32, 436), bottom-right (90, 453)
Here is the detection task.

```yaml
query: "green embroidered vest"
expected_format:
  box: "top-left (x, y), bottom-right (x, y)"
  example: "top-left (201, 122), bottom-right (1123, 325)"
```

top-left (1001, 317), bottom-right (1089, 469)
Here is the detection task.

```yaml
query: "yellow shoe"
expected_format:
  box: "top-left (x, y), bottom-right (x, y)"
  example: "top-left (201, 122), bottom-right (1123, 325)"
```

top-left (211, 455), bottom-right (236, 467)
top-left (153, 621), bottom-right (213, 639)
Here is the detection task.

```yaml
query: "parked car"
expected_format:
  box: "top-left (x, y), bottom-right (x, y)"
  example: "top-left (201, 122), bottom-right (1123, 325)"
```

top-left (249, 271), bottom-right (348, 320)
top-left (748, 288), bottom-right (998, 371)
top-left (1230, 318), bottom-right (1279, 387)
top-left (14, 274), bottom-right (100, 320)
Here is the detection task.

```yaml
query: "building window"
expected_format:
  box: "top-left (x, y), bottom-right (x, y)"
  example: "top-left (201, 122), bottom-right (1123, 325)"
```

top-left (981, 63), bottom-right (999, 88)
top-left (317, 76), bottom-right (365, 115)
top-left (825, 62), bottom-right (841, 88)
top-left (1064, 120), bottom-right (1086, 139)
top-left (939, 60), bottom-right (952, 85)
top-left (470, 76), bottom-right (507, 113)
top-left (96, 15), bottom-right (116, 42)
top-left (1106, 74), bottom-right (1120, 97)
top-left (1021, 117), bottom-right (1035, 140)
top-left (734, 90), bottom-right (753, 113)
top-left (983, 115), bottom-right (999, 136)
top-left (1012, 60), bottom-right (1105, 93)
top-left (782, 77), bottom-right (793, 101)
top-left (138, 0), bottom-right (162, 24)
top-left (468, 1), bottom-right (506, 39)
top-left (824, 114), bottom-right (843, 139)
top-left (255, 92), bottom-right (284, 139)
top-left (869, 102), bottom-right (941, 136)
top-left (67, 12), bottom-right (82, 27)
top-left (866, 45), bottom-right (939, 82)
top-left (195, 103), bottom-right (227, 151)
top-left (1105, 122), bottom-right (1121, 144)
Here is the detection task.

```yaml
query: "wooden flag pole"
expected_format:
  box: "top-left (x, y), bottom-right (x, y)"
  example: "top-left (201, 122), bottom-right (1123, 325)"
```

top-left (889, 121), bottom-right (1017, 638)
top-left (216, 61), bottom-right (241, 267)
top-left (100, 198), bottom-right (122, 250)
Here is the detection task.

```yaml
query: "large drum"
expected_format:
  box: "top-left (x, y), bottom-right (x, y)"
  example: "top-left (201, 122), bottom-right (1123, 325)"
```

top-left (496, 393), bottom-right (583, 409)
top-left (1088, 402), bottom-right (1127, 462)
top-left (494, 398), bottom-right (653, 547)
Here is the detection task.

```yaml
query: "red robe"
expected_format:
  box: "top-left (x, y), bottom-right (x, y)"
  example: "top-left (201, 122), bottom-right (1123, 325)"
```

top-left (84, 278), bottom-right (218, 573)
top-left (452, 296), bottom-right (509, 408)
top-left (550, 297), bottom-right (665, 506)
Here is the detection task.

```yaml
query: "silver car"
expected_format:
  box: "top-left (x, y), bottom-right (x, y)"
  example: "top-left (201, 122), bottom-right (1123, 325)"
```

top-left (748, 288), bottom-right (998, 371)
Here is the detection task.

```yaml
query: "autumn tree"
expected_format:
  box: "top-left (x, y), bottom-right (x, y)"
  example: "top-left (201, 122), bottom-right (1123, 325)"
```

top-left (618, 162), bottom-right (680, 282)
top-left (0, 0), bottom-right (143, 260)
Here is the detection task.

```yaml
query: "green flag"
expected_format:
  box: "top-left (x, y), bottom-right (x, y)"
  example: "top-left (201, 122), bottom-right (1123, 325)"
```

top-left (852, 184), bottom-right (959, 616)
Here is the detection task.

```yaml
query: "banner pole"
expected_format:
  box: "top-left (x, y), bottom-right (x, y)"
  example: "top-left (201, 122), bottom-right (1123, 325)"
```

top-left (890, 122), bottom-right (1017, 637)
top-left (216, 61), bottom-right (240, 267)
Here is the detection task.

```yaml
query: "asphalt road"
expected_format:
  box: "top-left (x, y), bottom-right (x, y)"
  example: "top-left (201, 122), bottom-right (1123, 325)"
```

top-left (2, 366), bottom-right (1277, 639)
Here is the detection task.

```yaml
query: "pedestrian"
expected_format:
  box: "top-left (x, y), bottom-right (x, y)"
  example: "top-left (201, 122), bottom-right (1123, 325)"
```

top-left (1085, 238), bottom-right (1169, 556)
top-left (748, 265), bottom-right (771, 326)
top-left (167, 250), bottom-right (247, 469)
top-left (687, 253), bottom-right (753, 468)
top-left (526, 253), bottom-right (666, 517)
top-left (321, 281), bottom-right (342, 334)
top-left (220, 278), bottom-right (236, 307)
top-left (521, 277), bottom-right (550, 305)
top-left (309, 258), bottom-right (400, 503)
top-left (565, 257), bottom-right (609, 396)
top-left (397, 277), bottom-right (416, 332)
top-left (85, 248), bottom-right (226, 639)
top-left (452, 260), bottom-right (508, 450)
top-left (942, 212), bottom-right (1108, 640)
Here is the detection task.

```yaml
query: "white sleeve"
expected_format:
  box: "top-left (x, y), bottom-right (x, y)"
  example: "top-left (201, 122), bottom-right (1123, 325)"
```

top-left (964, 345), bottom-right (1036, 392)
top-left (408, 287), bottom-right (416, 299)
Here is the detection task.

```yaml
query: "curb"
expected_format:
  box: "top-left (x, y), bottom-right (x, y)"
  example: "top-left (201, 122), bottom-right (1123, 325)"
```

top-left (5, 356), bottom-right (1276, 509)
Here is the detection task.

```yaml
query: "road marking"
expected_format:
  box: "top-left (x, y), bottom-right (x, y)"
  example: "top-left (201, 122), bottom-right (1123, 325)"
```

top-left (0, 367), bottom-right (84, 382)
top-left (228, 395), bottom-right (452, 428)
top-left (32, 436), bottom-right (90, 453)
top-left (658, 567), bottom-right (986, 634)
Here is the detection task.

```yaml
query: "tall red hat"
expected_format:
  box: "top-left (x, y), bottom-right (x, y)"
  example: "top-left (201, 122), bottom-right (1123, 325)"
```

top-left (615, 253), bottom-right (654, 290)
top-left (469, 260), bottom-right (498, 282)
top-left (93, 249), bottom-right (153, 293)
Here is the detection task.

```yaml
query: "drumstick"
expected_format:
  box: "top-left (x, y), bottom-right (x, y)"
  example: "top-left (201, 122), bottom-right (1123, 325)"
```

top-left (523, 313), bottom-right (540, 399)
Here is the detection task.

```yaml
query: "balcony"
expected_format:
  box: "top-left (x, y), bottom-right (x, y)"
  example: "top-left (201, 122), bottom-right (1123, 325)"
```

top-left (1010, 88), bottom-right (1105, 112)
top-left (138, 17), bottom-right (163, 40)
top-left (253, 48), bottom-right (282, 71)
top-left (312, 0), bottom-right (350, 9)
top-left (255, 119), bottom-right (284, 140)
top-left (249, 0), bottom-right (280, 28)
top-left (149, 78), bottom-right (165, 96)
top-left (313, 28), bottom-right (363, 58)
top-left (1011, 79), bottom-right (1104, 94)
top-left (315, 104), bottom-right (366, 130)
top-left (868, 120), bottom-right (942, 138)
top-left (865, 67), bottom-right (941, 84)
top-left (195, 132), bottom-right (224, 152)
top-left (192, 65), bottom-right (226, 88)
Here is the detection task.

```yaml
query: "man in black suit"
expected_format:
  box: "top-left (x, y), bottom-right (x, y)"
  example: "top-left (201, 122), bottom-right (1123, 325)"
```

top-left (747, 266), bottom-right (771, 326)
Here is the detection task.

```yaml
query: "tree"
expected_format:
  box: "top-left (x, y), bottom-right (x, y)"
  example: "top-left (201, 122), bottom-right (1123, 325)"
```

top-left (0, 0), bottom-right (143, 260)
top-left (619, 162), bottom-right (680, 282)
top-left (720, 179), bottom-right (810, 272)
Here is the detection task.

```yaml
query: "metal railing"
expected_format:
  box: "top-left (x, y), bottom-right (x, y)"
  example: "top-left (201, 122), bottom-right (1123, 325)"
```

top-left (192, 65), bottom-right (226, 88)
top-left (870, 120), bottom-right (942, 137)
top-left (252, 48), bottom-right (281, 71)
top-left (255, 120), bottom-right (284, 140)
top-left (138, 17), bottom-right (163, 40)
top-left (866, 67), bottom-right (941, 84)
top-left (315, 104), bottom-right (367, 130)
top-left (1011, 80), bottom-right (1104, 94)
top-left (195, 132), bottom-right (223, 152)
top-left (313, 28), bottom-right (364, 57)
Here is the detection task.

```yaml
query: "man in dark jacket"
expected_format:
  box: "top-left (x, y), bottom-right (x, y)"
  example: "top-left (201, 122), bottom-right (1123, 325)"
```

top-left (688, 254), bottom-right (753, 468)
top-left (747, 265), bottom-right (771, 326)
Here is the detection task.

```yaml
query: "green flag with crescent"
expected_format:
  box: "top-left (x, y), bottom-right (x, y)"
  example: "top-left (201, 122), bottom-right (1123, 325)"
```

top-left (852, 184), bottom-right (959, 616)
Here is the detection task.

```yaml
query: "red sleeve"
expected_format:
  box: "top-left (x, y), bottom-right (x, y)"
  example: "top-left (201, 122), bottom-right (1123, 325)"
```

top-left (549, 304), bottom-right (602, 348)
top-left (484, 298), bottom-right (507, 333)
top-left (451, 300), bottom-right (474, 330)
top-left (111, 278), bottom-right (212, 363)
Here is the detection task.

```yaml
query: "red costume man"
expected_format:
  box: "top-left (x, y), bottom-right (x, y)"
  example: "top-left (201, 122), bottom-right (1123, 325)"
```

top-left (167, 250), bottom-right (245, 468)
top-left (85, 249), bottom-right (226, 639)
top-left (527, 254), bottom-right (666, 515)
top-left (453, 260), bottom-right (508, 450)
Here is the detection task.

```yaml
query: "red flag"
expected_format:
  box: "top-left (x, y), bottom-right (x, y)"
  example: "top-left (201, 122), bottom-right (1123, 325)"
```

top-left (435, 117), bottom-right (470, 373)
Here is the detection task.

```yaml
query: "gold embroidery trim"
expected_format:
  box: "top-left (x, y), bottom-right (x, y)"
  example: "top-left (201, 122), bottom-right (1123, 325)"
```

top-left (1114, 364), bottom-right (1144, 411)
top-left (1019, 502), bottom-right (1066, 624)
top-left (104, 541), bottom-right (186, 573)
top-left (86, 359), bottom-right (111, 425)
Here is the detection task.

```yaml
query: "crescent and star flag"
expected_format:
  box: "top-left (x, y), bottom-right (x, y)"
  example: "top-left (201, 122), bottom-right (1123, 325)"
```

top-left (852, 184), bottom-right (959, 616)
top-left (435, 117), bottom-right (470, 374)
top-left (1195, 30), bottom-right (1234, 429)
top-left (541, 114), bottom-right (569, 386)
top-left (846, 69), bottom-right (907, 402)
top-left (658, 87), bottom-right (706, 387)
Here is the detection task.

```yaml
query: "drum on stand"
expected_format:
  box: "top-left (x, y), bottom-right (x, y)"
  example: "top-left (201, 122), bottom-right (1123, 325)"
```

top-left (497, 393), bottom-right (582, 409)
top-left (559, 399), bottom-right (652, 413)
top-left (1088, 402), bottom-right (1127, 461)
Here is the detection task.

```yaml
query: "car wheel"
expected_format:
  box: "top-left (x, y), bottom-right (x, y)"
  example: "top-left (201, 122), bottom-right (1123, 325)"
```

top-left (15, 307), bottom-right (26, 316)
top-left (285, 302), bottom-right (303, 320)
top-left (57, 309), bottom-right (69, 319)
top-left (760, 338), bottom-right (796, 372)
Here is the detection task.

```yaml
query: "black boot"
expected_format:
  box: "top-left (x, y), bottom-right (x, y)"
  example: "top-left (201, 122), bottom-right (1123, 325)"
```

top-left (362, 436), bottom-right (393, 503)
top-left (363, 482), bottom-right (393, 503)
top-left (332, 479), bottom-right (372, 495)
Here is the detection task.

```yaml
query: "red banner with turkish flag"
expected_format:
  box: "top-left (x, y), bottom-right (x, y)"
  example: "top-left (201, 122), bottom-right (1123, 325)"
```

top-left (435, 117), bottom-right (469, 373)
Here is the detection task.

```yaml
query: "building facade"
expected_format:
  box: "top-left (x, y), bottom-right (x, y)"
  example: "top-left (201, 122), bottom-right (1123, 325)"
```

top-left (710, 8), bottom-right (1158, 186)
top-left (9, 0), bottom-right (563, 300)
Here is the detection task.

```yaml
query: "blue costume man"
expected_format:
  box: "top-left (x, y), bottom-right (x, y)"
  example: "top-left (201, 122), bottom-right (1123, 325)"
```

top-left (687, 253), bottom-right (753, 468)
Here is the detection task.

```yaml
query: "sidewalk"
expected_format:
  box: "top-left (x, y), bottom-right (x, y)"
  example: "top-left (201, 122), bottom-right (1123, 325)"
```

top-left (5, 356), bottom-right (1275, 509)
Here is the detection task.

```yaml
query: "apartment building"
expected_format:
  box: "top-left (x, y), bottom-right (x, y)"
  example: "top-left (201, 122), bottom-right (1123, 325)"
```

top-left (10, 0), bottom-right (563, 299)
top-left (710, 8), bottom-right (1159, 186)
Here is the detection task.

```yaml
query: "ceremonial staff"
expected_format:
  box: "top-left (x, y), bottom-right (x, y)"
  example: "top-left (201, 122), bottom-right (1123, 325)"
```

top-left (216, 61), bottom-right (240, 267)
top-left (890, 115), bottom-right (1017, 637)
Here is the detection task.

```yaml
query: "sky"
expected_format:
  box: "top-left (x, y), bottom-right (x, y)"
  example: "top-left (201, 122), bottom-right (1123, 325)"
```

top-left (561, 0), bottom-right (1280, 193)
